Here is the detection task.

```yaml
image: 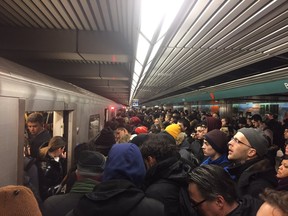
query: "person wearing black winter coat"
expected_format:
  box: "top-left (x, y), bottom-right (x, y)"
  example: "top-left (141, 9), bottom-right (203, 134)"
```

top-left (37, 136), bottom-right (66, 201)
top-left (140, 133), bottom-right (195, 216)
top-left (66, 143), bottom-right (164, 216)
top-left (227, 128), bottom-right (277, 198)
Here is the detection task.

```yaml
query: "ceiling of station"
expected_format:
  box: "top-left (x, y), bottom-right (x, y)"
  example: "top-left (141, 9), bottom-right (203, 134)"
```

top-left (0, 0), bottom-right (287, 106)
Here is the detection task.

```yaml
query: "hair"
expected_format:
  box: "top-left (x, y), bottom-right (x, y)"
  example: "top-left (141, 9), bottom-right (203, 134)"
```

top-left (140, 133), bottom-right (178, 161)
top-left (259, 188), bottom-right (288, 214)
top-left (221, 116), bottom-right (230, 125)
top-left (188, 165), bottom-right (237, 204)
top-left (26, 112), bottom-right (44, 124)
top-left (251, 114), bottom-right (262, 122)
top-left (39, 136), bottom-right (66, 159)
top-left (178, 118), bottom-right (190, 130)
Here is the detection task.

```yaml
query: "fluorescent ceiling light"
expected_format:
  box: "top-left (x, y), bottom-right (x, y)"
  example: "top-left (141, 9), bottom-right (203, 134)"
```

top-left (130, 0), bottom-right (185, 104)
top-left (136, 34), bottom-right (150, 65)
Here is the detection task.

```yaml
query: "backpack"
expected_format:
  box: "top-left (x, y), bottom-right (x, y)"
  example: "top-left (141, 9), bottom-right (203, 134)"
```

top-left (178, 185), bottom-right (198, 216)
top-left (177, 157), bottom-right (198, 216)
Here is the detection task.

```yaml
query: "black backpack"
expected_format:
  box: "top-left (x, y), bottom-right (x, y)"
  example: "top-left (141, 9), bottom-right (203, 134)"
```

top-left (178, 185), bottom-right (198, 216)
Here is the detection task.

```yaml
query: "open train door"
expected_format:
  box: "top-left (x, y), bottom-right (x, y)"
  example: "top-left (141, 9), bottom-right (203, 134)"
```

top-left (53, 110), bottom-right (75, 172)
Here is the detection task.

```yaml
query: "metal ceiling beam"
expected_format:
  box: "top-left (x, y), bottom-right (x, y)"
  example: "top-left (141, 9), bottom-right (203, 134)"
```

top-left (0, 27), bottom-right (132, 63)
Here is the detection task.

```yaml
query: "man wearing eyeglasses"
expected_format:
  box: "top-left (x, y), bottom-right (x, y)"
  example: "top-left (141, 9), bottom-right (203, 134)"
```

top-left (188, 165), bottom-right (262, 216)
top-left (227, 128), bottom-right (277, 198)
top-left (188, 123), bottom-right (208, 163)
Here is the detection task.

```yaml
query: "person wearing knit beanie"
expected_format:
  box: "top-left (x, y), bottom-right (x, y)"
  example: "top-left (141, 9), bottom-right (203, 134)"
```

top-left (135, 126), bottom-right (148, 134)
top-left (0, 185), bottom-right (42, 216)
top-left (205, 116), bottom-right (222, 132)
top-left (237, 127), bottom-right (269, 158)
top-left (204, 129), bottom-right (229, 154)
top-left (165, 124), bottom-right (181, 139)
top-left (201, 129), bottom-right (231, 168)
top-left (227, 127), bottom-right (278, 198)
top-left (93, 127), bottom-right (116, 156)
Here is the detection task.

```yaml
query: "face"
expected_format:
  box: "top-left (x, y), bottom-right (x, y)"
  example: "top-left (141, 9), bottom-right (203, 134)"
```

top-left (284, 129), bottom-right (288, 140)
top-left (251, 120), bottom-right (260, 128)
top-left (115, 128), bottom-right (128, 143)
top-left (276, 159), bottom-right (288, 179)
top-left (177, 122), bottom-right (186, 132)
top-left (202, 140), bottom-right (217, 158)
top-left (195, 126), bottom-right (207, 140)
top-left (227, 132), bottom-right (253, 162)
top-left (246, 118), bottom-right (252, 126)
top-left (285, 144), bottom-right (288, 156)
top-left (154, 119), bottom-right (159, 125)
top-left (27, 122), bottom-right (43, 136)
top-left (165, 115), bottom-right (170, 122)
top-left (188, 183), bottom-right (219, 216)
top-left (54, 146), bottom-right (65, 157)
top-left (256, 202), bottom-right (285, 216)
top-left (221, 119), bottom-right (227, 127)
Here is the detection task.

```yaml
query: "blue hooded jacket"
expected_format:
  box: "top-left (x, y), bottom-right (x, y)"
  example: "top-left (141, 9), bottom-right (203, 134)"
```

top-left (103, 143), bottom-right (146, 187)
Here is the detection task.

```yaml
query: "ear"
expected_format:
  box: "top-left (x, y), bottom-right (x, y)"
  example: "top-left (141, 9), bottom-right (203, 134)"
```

top-left (247, 148), bottom-right (257, 158)
top-left (215, 195), bottom-right (225, 209)
top-left (146, 156), bottom-right (157, 168)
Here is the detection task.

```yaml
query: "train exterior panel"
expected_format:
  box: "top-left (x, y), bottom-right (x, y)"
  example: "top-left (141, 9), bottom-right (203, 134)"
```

top-left (0, 57), bottom-right (120, 186)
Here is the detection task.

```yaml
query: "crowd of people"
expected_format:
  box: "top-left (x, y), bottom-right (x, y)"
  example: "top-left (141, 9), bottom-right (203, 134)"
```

top-left (1, 108), bottom-right (288, 216)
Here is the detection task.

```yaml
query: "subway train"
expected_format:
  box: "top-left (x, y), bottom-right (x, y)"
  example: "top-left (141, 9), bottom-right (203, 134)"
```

top-left (0, 57), bottom-right (121, 186)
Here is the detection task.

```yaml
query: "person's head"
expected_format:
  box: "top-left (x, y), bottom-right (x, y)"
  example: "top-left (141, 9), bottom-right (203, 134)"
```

top-left (227, 128), bottom-right (269, 163)
top-left (130, 116), bottom-right (141, 126)
top-left (188, 165), bottom-right (238, 216)
top-left (140, 133), bottom-right (178, 170)
top-left (130, 133), bottom-right (149, 147)
top-left (203, 129), bottom-right (228, 160)
top-left (221, 117), bottom-right (230, 127)
top-left (220, 126), bottom-right (234, 138)
top-left (103, 143), bottom-right (146, 187)
top-left (134, 126), bottom-right (148, 134)
top-left (72, 142), bottom-right (93, 167)
top-left (93, 127), bottom-right (116, 156)
top-left (251, 114), bottom-right (262, 128)
top-left (115, 127), bottom-right (129, 143)
top-left (257, 188), bottom-right (288, 216)
top-left (0, 185), bottom-right (42, 216)
top-left (39, 136), bottom-right (66, 159)
top-left (26, 112), bottom-right (44, 136)
top-left (205, 117), bottom-right (222, 132)
top-left (76, 150), bottom-right (106, 181)
top-left (284, 126), bottom-right (288, 141)
top-left (165, 123), bottom-right (181, 140)
top-left (276, 157), bottom-right (288, 179)
top-left (164, 114), bottom-right (171, 122)
top-left (177, 118), bottom-right (190, 132)
top-left (195, 124), bottom-right (208, 140)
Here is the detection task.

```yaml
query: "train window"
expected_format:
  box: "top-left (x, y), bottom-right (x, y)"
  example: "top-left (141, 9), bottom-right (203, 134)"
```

top-left (88, 114), bottom-right (100, 140)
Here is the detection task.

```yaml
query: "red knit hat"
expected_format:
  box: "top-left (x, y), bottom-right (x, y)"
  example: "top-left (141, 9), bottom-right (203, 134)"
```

top-left (130, 116), bottom-right (141, 126)
top-left (0, 185), bottom-right (42, 216)
top-left (135, 126), bottom-right (148, 134)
